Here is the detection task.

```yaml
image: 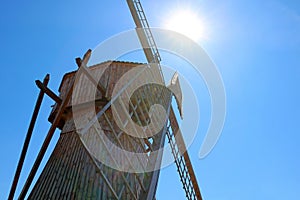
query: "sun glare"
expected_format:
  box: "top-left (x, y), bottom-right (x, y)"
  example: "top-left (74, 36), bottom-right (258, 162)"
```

top-left (164, 9), bottom-right (206, 42)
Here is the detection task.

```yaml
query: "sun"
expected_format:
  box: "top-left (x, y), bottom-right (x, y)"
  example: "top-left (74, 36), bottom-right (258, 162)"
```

top-left (164, 9), bottom-right (206, 42)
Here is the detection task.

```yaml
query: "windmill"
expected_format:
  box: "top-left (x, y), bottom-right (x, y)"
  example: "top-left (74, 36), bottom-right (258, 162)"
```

top-left (8, 1), bottom-right (203, 199)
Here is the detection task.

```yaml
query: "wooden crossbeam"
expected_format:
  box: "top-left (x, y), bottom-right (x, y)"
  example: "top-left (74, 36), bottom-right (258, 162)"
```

top-left (35, 80), bottom-right (62, 104)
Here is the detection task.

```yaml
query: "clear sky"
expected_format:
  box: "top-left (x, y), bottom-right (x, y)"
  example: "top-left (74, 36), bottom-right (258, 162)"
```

top-left (1, 0), bottom-right (299, 199)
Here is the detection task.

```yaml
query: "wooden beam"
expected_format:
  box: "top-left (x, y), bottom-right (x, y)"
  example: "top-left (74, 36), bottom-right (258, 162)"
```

top-left (35, 80), bottom-right (62, 104)
top-left (75, 57), bottom-right (106, 97)
top-left (18, 49), bottom-right (92, 199)
top-left (169, 107), bottom-right (203, 200)
top-left (8, 74), bottom-right (50, 200)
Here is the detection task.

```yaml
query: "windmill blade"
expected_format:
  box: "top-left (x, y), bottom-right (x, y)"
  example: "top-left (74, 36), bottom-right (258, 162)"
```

top-left (126, 0), bottom-right (164, 83)
top-left (167, 107), bottom-right (203, 200)
top-left (126, 0), bottom-right (203, 199)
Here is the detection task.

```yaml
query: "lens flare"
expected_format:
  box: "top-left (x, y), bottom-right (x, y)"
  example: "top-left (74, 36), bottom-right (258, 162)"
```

top-left (164, 9), bottom-right (206, 42)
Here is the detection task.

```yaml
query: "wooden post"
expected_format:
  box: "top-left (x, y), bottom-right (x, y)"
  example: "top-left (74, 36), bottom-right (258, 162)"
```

top-left (18, 50), bottom-right (92, 199)
top-left (8, 74), bottom-right (50, 200)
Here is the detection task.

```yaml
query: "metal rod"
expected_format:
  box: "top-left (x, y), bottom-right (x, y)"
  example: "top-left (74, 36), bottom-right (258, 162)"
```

top-left (18, 49), bottom-right (92, 199)
top-left (8, 74), bottom-right (50, 200)
top-left (35, 80), bottom-right (62, 104)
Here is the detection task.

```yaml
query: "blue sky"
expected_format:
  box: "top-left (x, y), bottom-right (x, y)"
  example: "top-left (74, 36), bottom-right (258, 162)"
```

top-left (1, 0), bottom-right (299, 199)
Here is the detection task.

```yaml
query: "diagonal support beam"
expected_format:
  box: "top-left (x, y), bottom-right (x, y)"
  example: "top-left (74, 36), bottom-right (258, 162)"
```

top-left (75, 57), bottom-right (106, 97)
top-left (18, 49), bottom-right (92, 199)
top-left (8, 74), bottom-right (50, 200)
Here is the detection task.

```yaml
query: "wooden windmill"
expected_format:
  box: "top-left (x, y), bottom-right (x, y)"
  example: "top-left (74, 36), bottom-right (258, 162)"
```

top-left (8, 1), bottom-right (203, 199)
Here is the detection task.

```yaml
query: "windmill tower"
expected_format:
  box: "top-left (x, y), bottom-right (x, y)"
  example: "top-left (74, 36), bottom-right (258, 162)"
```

top-left (9, 1), bottom-right (203, 199)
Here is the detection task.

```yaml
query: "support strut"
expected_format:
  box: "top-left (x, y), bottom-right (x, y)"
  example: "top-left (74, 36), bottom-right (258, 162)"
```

top-left (8, 74), bottom-right (49, 200)
top-left (18, 50), bottom-right (92, 199)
